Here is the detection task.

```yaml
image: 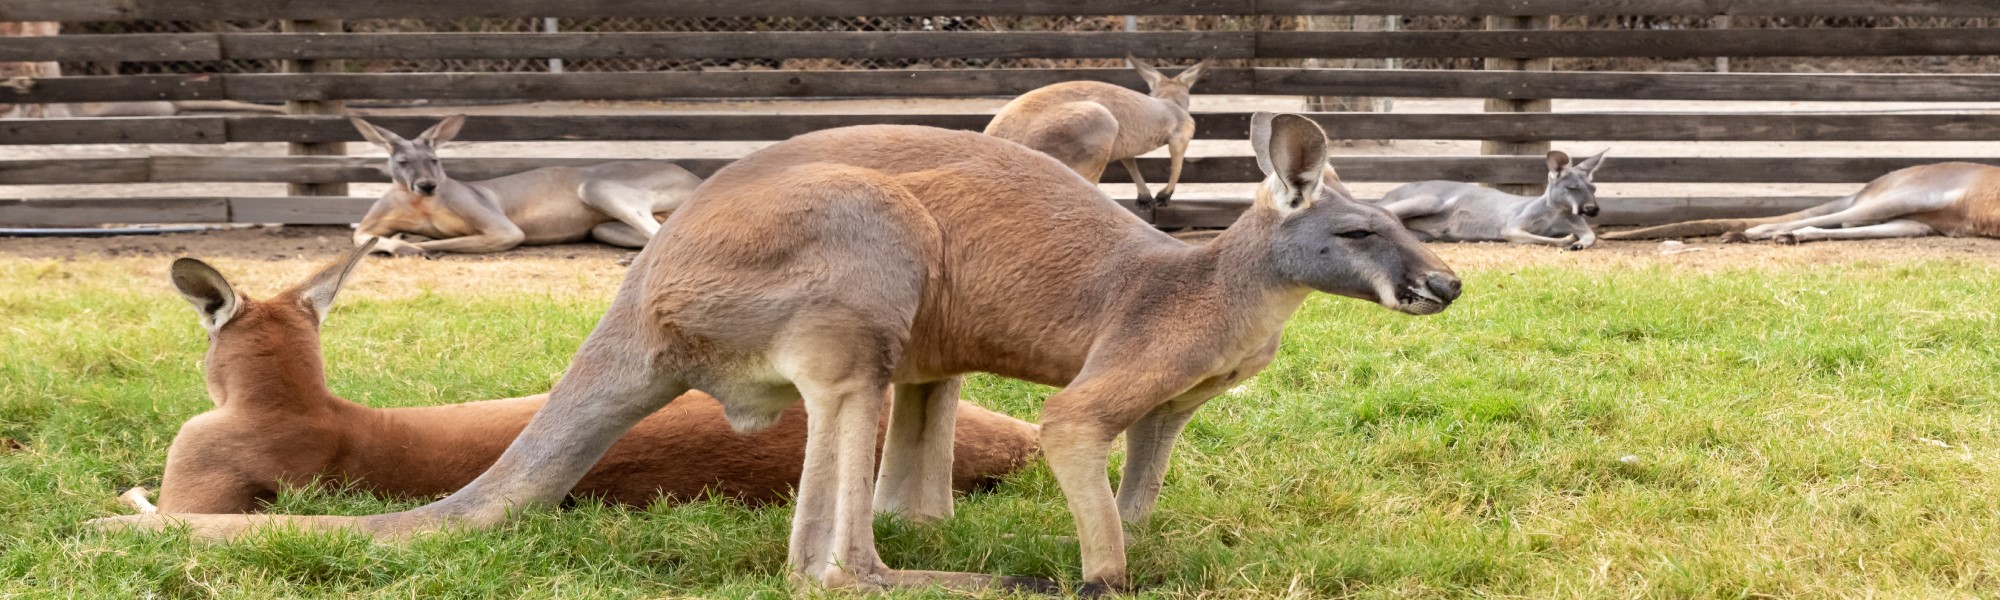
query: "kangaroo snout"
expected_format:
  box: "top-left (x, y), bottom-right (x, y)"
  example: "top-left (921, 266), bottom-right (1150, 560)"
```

top-left (1580, 204), bottom-right (1600, 217)
top-left (1423, 272), bottom-right (1462, 304)
top-left (414, 180), bottom-right (439, 195)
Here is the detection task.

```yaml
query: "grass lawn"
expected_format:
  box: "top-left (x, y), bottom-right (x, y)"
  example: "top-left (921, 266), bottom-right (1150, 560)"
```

top-left (2, 252), bottom-right (1998, 598)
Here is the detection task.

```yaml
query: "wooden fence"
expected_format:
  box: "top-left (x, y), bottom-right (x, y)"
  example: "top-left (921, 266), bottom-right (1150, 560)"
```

top-left (4, 0), bottom-right (2000, 228)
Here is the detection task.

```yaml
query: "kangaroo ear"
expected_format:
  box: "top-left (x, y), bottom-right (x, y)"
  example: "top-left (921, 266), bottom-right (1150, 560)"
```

top-left (1250, 112), bottom-right (1328, 214)
top-left (294, 238), bottom-right (376, 324)
top-left (1574, 149), bottom-right (1608, 180)
top-left (1173, 57), bottom-right (1213, 86)
top-left (1545, 150), bottom-right (1572, 177)
top-left (349, 116), bottom-right (403, 149)
top-left (419, 115), bottom-right (466, 147)
top-left (1127, 54), bottom-right (1166, 88)
top-left (171, 258), bottom-right (239, 332)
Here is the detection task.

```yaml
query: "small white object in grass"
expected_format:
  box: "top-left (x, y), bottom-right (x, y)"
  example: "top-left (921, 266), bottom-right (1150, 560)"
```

top-left (1227, 385), bottom-right (1251, 396)
top-left (1916, 437), bottom-right (1951, 449)
top-left (1658, 240), bottom-right (1704, 255)
top-left (119, 487), bottom-right (157, 514)
top-left (1617, 455), bottom-right (1641, 466)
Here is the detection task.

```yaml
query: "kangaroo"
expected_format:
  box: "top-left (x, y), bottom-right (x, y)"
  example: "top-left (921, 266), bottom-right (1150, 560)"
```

top-left (93, 114), bottom-right (1460, 595)
top-left (1375, 150), bottom-right (1607, 251)
top-left (349, 115), bottom-right (703, 257)
top-left (141, 241), bottom-right (1040, 514)
top-left (983, 56), bottom-right (1211, 208)
top-left (1603, 162), bottom-right (2000, 244)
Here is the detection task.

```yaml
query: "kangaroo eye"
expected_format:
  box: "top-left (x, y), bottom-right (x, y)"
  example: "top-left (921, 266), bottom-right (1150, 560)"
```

top-left (394, 158), bottom-right (408, 165)
top-left (1336, 230), bottom-right (1374, 239)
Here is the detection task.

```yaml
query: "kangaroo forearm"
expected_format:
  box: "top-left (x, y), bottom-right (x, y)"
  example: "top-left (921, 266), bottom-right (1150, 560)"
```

top-left (414, 234), bottom-right (524, 254)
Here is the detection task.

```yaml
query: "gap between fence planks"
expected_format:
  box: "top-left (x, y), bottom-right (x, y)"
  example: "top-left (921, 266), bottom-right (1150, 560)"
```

top-left (14, 69), bottom-right (2000, 104)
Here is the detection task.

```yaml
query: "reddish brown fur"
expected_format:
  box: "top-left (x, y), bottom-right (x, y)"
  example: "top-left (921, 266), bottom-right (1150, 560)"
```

top-left (153, 251), bottom-right (1041, 514)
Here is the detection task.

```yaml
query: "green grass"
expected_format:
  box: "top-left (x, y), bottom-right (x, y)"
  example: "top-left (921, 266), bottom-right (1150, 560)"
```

top-left (3, 257), bottom-right (1999, 598)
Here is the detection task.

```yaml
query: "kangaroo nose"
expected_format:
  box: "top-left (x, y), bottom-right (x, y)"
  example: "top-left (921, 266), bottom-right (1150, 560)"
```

top-left (1424, 272), bottom-right (1462, 304)
top-left (415, 181), bottom-right (437, 194)
top-left (1581, 205), bottom-right (1601, 217)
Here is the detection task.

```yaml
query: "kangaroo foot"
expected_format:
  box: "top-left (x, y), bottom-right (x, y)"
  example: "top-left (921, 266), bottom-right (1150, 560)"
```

top-left (1774, 232), bottom-right (1802, 245)
top-left (1720, 231), bottom-right (1751, 244)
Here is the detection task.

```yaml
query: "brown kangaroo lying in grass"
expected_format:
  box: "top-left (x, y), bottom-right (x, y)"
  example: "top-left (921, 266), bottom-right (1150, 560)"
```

top-left (137, 242), bottom-right (1040, 513)
top-left (349, 115), bottom-right (703, 257)
top-left (984, 56), bottom-right (1211, 208)
top-left (96, 114), bottom-right (1459, 595)
top-left (1605, 162), bottom-right (2000, 244)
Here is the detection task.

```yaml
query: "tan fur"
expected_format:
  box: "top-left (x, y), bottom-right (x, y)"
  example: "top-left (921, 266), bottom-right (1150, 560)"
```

top-left (146, 247), bottom-right (1040, 514)
top-left (1606, 162), bottom-right (2000, 242)
top-left (984, 57), bottom-right (1210, 208)
top-left (349, 116), bottom-right (703, 256)
top-left (95, 115), bottom-right (1459, 595)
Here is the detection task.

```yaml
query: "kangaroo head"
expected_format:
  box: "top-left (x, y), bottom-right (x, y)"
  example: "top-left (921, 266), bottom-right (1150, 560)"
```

top-left (1250, 113), bottom-right (1460, 316)
top-left (1545, 149), bottom-right (1606, 217)
top-left (1128, 55), bottom-right (1211, 109)
top-left (169, 240), bottom-right (375, 406)
top-left (350, 115), bottom-right (464, 197)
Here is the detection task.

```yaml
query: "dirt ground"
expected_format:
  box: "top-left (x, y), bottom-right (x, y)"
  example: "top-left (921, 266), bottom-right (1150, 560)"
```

top-left (3, 226), bottom-right (1994, 304)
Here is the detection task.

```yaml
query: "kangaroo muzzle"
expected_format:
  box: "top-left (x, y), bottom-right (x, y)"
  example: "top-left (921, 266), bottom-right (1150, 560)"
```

top-left (414, 180), bottom-right (439, 195)
top-left (1423, 272), bottom-right (1462, 304)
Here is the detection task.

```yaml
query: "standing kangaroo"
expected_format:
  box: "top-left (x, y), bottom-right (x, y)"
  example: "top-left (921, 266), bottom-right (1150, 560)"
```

top-left (1604, 162), bottom-right (2000, 244)
top-left (147, 241), bottom-right (1040, 513)
top-left (1375, 150), bottom-right (1607, 250)
top-left (349, 115), bottom-right (702, 257)
top-left (94, 114), bottom-right (1460, 595)
top-left (984, 56), bottom-right (1211, 208)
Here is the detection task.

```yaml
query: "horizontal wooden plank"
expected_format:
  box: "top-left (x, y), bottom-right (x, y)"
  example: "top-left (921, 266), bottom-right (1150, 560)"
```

top-left (0, 197), bottom-right (227, 226)
top-left (229, 32), bottom-right (1250, 62)
top-left (1252, 69), bottom-right (2000, 103)
top-left (7, 0), bottom-right (1992, 21)
top-left (16, 29), bottom-right (2000, 63)
top-left (1, 74), bottom-right (229, 103)
top-left (1257, 28), bottom-right (2000, 59)
top-left (229, 196), bottom-right (374, 224)
top-left (0, 116), bottom-right (227, 144)
top-left (203, 113), bottom-right (2000, 144)
top-left (16, 69), bottom-right (2000, 104)
top-left (0, 33), bottom-right (219, 62)
top-left (9, 156), bottom-right (2000, 186)
top-left (22, 28), bottom-right (2000, 62)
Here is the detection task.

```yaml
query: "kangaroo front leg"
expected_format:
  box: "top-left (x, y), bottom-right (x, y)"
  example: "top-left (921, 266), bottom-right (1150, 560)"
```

top-left (874, 377), bottom-right (962, 523)
top-left (1040, 372), bottom-right (1200, 592)
top-left (1154, 126), bottom-right (1191, 207)
top-left (1115, 402), bottom-right (1201, 524)
top-left (1120, 157), bottom-right (1155, 208)
top-left (1502, 226), bottom-right (1578, 247)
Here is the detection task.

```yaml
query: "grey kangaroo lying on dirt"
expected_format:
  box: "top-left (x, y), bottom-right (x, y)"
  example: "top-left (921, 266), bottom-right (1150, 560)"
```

top-left (984, 56), bottom-right (1211, 208)
top-left (94, 114), bottom-right (1460, 595)
top-left (133, 241), bottom-right (1040, 514)
top-left (1604, 162), bottom-right (2000, 244)
top-left (1376, 150), bottom-right (1607, 250)
top-left (349, 115), bottom-right (702, 257)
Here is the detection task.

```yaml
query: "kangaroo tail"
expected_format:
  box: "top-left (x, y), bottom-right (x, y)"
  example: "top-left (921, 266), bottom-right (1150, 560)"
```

top-left (1603, 195), bottom-right (1856, 240)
